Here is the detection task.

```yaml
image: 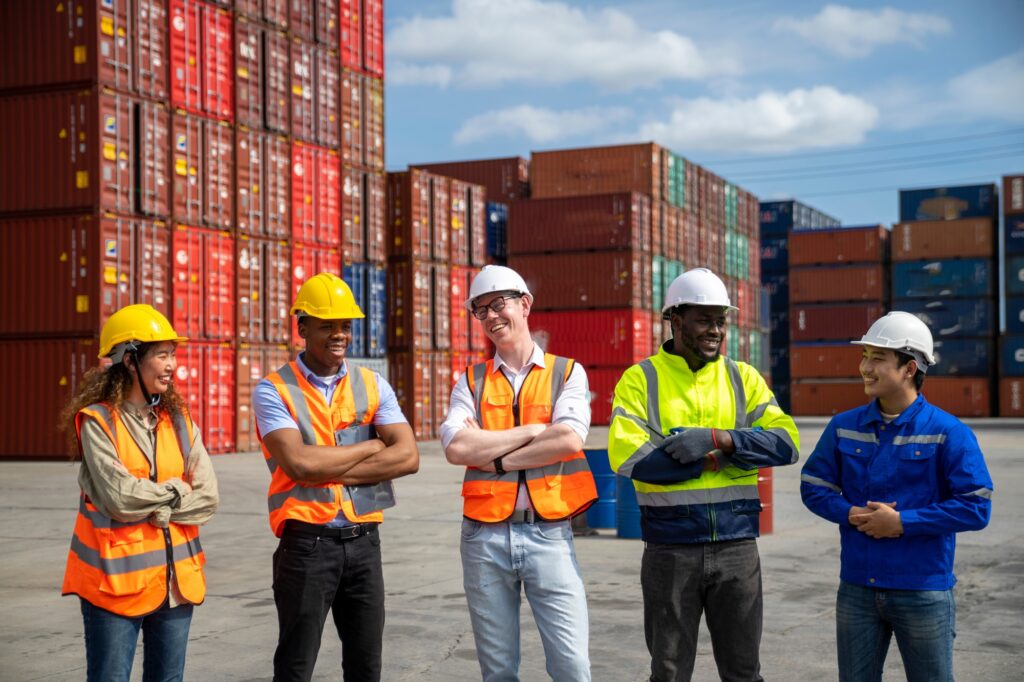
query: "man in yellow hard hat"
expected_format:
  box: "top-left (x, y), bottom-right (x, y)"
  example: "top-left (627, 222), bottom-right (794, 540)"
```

top-left (253, 273), bottom-right (419, 682)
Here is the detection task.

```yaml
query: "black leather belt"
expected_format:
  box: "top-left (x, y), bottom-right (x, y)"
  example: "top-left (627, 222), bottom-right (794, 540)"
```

top-left (283, 520), bottom-right (377, 540)
top-left (507, 509), bottom-right (539, 524)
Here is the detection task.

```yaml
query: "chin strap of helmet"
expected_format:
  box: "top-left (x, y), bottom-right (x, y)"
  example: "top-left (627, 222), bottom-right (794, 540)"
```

top-left (123, 343), bottom-right (161, 408)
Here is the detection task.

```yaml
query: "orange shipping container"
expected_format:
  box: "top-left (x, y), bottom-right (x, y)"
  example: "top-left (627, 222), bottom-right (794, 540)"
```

top-left (789, 264), bottom-right (886, 304)
top-left (387, 171), bottom-right (433, 260)
top-left (999, 377), bottom-right (1024, 416)
top-left (508, 193), bottom-right (652, 255)
top-left (413, 157), bottom-right (530, 202)
top-left (174, 341), bottom-right (236, 453)
top-left (790, 380), bottom-right (866, 416)
top-left (171, 225), bottom-right (236, 340)
top-left (925, 377), bottom-right (991, 418)
top-left (510, 251), bottom-right (648, 311)
top-left (387, 260), bottom-right (433, 350)
top-left (787, 225), bottom-right (888, 266)
top-left (891, 218), bottom-right (995, 261)
top-left (790, 344), bottom-right (863, 379)
top-left (531, 143), bottom-right (663, 202)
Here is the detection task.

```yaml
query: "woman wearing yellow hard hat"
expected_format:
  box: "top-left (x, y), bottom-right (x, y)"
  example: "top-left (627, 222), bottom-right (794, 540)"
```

top-left (59, 304), bottom-right (219, 682)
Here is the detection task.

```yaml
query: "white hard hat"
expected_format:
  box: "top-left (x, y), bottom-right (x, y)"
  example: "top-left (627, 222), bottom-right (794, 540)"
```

top-left (851, 311), bottom-right (936, 371)
top-left (662, 268), bottom-right (737, 318)
top-left (466, 265), bottom-right (532, 310)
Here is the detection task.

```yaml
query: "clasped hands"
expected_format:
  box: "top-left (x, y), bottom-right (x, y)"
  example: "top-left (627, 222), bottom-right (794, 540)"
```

top-left (148, 478), bottom-right (193, 528)
top-left (849, 501), bottom-right (903, 538)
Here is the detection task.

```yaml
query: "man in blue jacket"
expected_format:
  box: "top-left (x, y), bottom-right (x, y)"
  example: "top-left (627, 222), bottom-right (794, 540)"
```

top-left (801, 312), bottom-right (993, 682)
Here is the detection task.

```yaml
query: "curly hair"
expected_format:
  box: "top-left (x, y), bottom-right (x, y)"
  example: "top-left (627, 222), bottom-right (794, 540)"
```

top-left (60, 343), bottom-right (187, 458)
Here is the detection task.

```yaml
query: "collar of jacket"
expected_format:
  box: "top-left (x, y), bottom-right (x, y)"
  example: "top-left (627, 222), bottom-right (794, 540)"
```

top-left (859, 393), bottom-right (926, 428)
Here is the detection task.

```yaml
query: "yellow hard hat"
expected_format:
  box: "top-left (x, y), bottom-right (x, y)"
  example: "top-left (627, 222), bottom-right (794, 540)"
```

top-left (291, 272), bottom-right (365, 320)
top-left (98, 304), bottom-right (187, 359)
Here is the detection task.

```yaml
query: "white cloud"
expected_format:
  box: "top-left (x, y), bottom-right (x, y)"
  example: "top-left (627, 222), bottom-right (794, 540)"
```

top-left (948, 50), bottom-right (1024, 122)
top-left (637, 87), bottom-right (879, 153)
top-left (453, 105), bottom-right (631, 145)
top-left (387, 0), bottom-right (740, 90)
top-left (388, 63), bottom-right (454, 88)
top-left (774, 4), bottom-right (951, 58)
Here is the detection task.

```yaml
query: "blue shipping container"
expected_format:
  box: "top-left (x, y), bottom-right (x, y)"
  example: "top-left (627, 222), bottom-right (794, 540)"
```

top-left (760, 200), bottom-right (794, 236)
top-left (894, 298), bottom-right (995, 337)
top-left (760, 235), bottom-right (789, 273)
top-left (1005, 215), bottom-right (1024, 255)
top-left (1007, 256), bottom-right (1024, 296)
top-left (1006, 297), bottom-right (1024, 334)
top-left (898, 183), bottom-right (997, 222)
top-left (891, 259), bottom-right (993, 299)
top-left (763, 272), bottom-right (789, 306)
top-left (931, 337), bottom-right (994, 376)
top-left (343, 263), bottom-right (388, 358)
top-left (342, 263), bottom-right (368, 358)
top-left (486, 202), bottom-right (508, 261)
top-left (1002, 334), bottom-right (1024, 376)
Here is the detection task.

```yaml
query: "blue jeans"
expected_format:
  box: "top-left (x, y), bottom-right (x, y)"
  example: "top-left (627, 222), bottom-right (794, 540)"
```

top-left (80, 599), bottom-right (193, 682)
top-left (460, 518), bottom-right (591, 682)
top-left (836, 580), bottom-right (956, 682)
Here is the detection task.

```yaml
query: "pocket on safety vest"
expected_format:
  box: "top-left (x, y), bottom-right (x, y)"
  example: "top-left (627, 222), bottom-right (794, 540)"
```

top-left (98, 571), bottom-right (148, 597)
top-left (730, 498), bottom-right (763, 515)
top-left (103, 524), bottom-right (146, 548)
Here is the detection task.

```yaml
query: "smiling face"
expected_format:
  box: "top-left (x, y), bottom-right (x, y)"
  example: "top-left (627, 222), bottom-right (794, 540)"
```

top-left (472, 290), bottom-right (532, 349)
top-left (131, 341), bottom-right (178, 396)
top-left (859, 345), bottom-right (918, 406)
top-left (670, 305), bottom-right (728, 370)
top-left (298, 316), bottom-right (352, 376)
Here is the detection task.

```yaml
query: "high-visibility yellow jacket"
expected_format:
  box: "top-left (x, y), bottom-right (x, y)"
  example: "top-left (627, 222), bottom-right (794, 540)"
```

top-left (62, 404), bottom-right (206, 617)
top-left (461, 354), bottom-right (597, 522)
top-left (609, 347), bottom-right (799, 543)
top-left (259, 361), bottom-right (385, 537)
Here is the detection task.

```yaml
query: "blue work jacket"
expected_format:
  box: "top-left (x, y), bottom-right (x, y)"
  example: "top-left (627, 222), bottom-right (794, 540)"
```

top-left (801, 394), bottom-right (993, 590)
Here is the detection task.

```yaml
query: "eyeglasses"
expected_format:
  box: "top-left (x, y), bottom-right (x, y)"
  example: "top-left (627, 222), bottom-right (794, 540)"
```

top-left (471, 295), bottom-right (521, 320)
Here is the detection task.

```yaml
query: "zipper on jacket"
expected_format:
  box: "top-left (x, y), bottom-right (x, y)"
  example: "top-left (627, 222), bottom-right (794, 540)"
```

top-left (707, 489), bottom-right (718, 541)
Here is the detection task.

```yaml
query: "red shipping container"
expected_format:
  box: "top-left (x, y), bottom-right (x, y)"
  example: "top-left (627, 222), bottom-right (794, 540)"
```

top-left (234, 16), bottom-right (264, 129)
top-left (511, 251), bottom-right (646, 310)
top-left (891, 219), bottom-right (995, 261)
top-left (529, 310), bottom-right (651, 367)
top-left (681, 209), bottom-right (699, 267)
top-left (433, 351), bottom-right (452, 432)
top-left (451, 351), bottom-right (488, 389)
top-left (363, 0), bottom-right (384, 77)
top-left (315, 48), bottom-right (341, 148)
top-left (389, 351), bottom-right (434, 440)
top-left (413, 157), bottom-right (530, 203)
top-left (171, 225), bottom-right (235, 340)
top-left (170, 0), bottom-right (234, 121)
top-left (508, 193), bottom-right (652, 255)
top-left (341, 70), bottom-right (365, 166)
top-left (316, 0), bottom-right (340, 46)
top-left (237, 236), bottom-right (292, 344)
top-left (265, 0), bottom-right (289, 29)
top-left (342, 166), bottom-right (366, 263)
top-left (450, 266), bottom-right (473, 353)
top-left (236, 343), bottom-right (292, 452)
top-left (387, 171), bottom-right (433, 260)
top-left (290, 241), bottom-right (342, 346)
top-left (266, 134), bottom-right (292, 238)
top-left (790, 380), bottom-right (866, 416)
top-left (388, 260), bottom-right (433, 350)
top-left (926, 378), bottom-right (992, 418)
top-left (265, 28), bottom-right (291, 133)
top-left (365, 171), bottom-right (387, 262)
top-left (790, 303), bottom-right (886, 342)
top-left (789, 344), bottom-right (862, 379)
top-left (171, 109), bottom-right (203, 224)
top-left (789, 265), bottom-right (886, 304)
top-left (175, 341), bottom-right (236, 453)
top-left (236, 0), bottom-right (261, 19)
top-left (434, 264), bottom-right (452, 350)
top-left (291, 142), bottom-right (341, 245)
top-left (531, 143), bottom-right (663, 202)
top-left (264, 239), bottom-right (293, 344)
top-left (290, 39), bottom-right (316, 141)
top-left (587, 367), bottom-right (627, 426)
top-left (204, 120), bottom-right (235, 230)
top-left (432, 176), bottom-right (452, 261)
top-left (450, 179), bottom-right (471, 265)
top-left (289, 0), bottom-right (315, 40)
top-left (698, 216), bottom-right (724, 274)
top-left (339, 0), bottom-right (363, 71)
top-left (0, 89), bottom-right (143, 215)
top-left (236, 126), bottom-right (265, 235)
top-left (365, 76), bottom-right (385, 170)
top-left (0, 215), bottom-right (170, 337)
top-left (1004, 175), bottom-right (1024, 216)
top-left (469, 185), bottom-right (488, 266)
top-left (138, 100), bottom-right (173, 218)
top-left (999, 377), bottom-right (1024, 416)
top-left (788, 226), bottom-right (888, 267)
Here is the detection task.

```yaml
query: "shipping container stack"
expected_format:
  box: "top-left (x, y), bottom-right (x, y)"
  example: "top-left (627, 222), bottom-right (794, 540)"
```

top-left (385, 169), bottom-right (489, 439)
top-left (758, 201), bottom-right (841, 412)
top-left (894, 184), bottom-right (999, 417)
top-left (509, 142), bottom-right (765, 425)
top-left (0, 1), bottom-right (387, 457)
top-left (999, 174), bottom-right (1024, 416)
top-left (787, 226), bottom-right (889, 416)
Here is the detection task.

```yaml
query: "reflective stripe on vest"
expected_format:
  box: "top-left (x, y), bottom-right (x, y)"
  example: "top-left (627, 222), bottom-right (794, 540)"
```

top-left (259, 361), bottom-right (383, 536)
top-left (62, 403), bottom-right (206, 617)
top-left (461, 353), bottom-right (597, 522)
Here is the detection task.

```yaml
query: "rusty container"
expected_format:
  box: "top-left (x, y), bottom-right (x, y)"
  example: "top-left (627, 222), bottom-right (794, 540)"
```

top-left (315, 46), bottom-right (341, 148)
top-left (365, 76), bottom-right (385, 170)
top-left (788, 225), bottom-right (888, 266)
top-left (531, 142), bottom-right (663, 202)
top-left (469, 184), bottom-right (488, 266)
top-left (387, 260), bottom-right (433, 351)
top-left (341, 70), bottom-right (365, 167)
top-left (264, 28), bottom-right (291, 133)
top-left (510, 250), bottom-right (646, 310)
top-left (789, 264), bottom-right (886, 304)
top-left (234, 15), bottom-right (264, 129)
top-left (413, 157), bottom-right (530, 202)
top-left (433, 263), bottom-right (452, 350)
top-left (204, 119), bottom-right (235, 230)
top-left (289, 0), bottom-right (314, 40)
top-left (365, 171), bottom-right (387, 262)
top-left (891, 218), bottom-right (995, 261)
top-left (363, 0), bottom-right (384, 77)
top-left (433, 351), bottom-right (452, 434)
top-left (265, 0), bottom-right (289, 29)
top-left (237, 236), bottom-right (291, 344)
top-left (925, 377), bottom-right (992, 417)
top-left (387, 171), bottom-right (432, 260)
top-left (289, 38), bottom-right (316, 141)
top-left (508, 193), bottom-right (652, 255)
top-left (236, 343), bottom-right (291, 452)
top-left (315, 0), bottom-right (340, 47)
top-left (0, 215), bottom-right (171, 338)
top-left (171, 109), bottom-right (204, 224)
top-left (137, 100), bottom-right (172, 218)
top-left (789, 343), bottom-right (863, 379)
top-left (790, 302), bottom-right (886, 342)
top-left (342, 165), bottom-right (366, 263)
top-left (431, 177), bottom-right (452, 262)
top-left (790, 380), bottom-right (867, 416)
top-left (235, 126), bottom-right (265, 235)
top-left (265, 134), bottom-right (291, 238)
top-left (339, 0), bottom-right (363, 71)
top-left (449, 179), bottom-right (471, 266)
top-left (388, 351), bottom-right (434, 440)
top-left (999, 378), bottom-right (1024, 416)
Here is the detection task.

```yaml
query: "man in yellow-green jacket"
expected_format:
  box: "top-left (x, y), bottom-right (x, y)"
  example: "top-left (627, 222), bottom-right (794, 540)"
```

top-left (609, 268), bottom-right (800, 682)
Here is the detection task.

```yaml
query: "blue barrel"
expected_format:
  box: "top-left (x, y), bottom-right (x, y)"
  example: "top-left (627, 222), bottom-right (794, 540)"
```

top-left (584, 449), bottom-right (616, 529)
top-left (616, 475), bottom-right (642, 539)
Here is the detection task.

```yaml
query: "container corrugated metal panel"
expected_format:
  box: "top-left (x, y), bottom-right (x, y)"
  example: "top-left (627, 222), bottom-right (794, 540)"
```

top-left (895, 298), bottom-right (995, 337)
top-left (236, 236), bottom-right (291, 343)
top-left (412, 157), bottom-right (530, 202)
top-left (891, 218), bottom-right (995, 261)
top-left (315, 46), bottom-right (340, 147)
top-left (289, 0), bottom-right (315, 40)
top-left (289, 39), bottom-right (316, 141)
top-left (531, 143), bottom-right (662, 202)
top-left (788, 226), bottom-right (888, 266)
top-left (342, 261), bottom-right (368, 357)
top-left (387, 260), bottom-right (433, 350)
top-left (341, 70), bottom-right (364, 166)
top-left (138, 101), bottom-right (173, 218)
top-left (899, 184), bottom-right (997, 222)
top-left (291, 142), bottom-right (340, 245)
top-left (264, 28), bottom-right (291, 133)
top-left (508, 193), bottom-right (651, 254)
top-left (1000, 335), bottom-right (1024, 376)
top-left (1006, 256), bottom-right (1024, 296)
top-left (339, 0), bottom-right (363, 71)
top-left (449, 179), bottom-right (470, 265)
top-left (530, 310), bottom-right (651, 367)
top-left (171, 225), bottom-right (236, 339)
top-left (175, 341), bottom-right (236, 453)
top-left (681, 209), bottom-right (699, 267)
top-left (265, 0), bottom-right (289, 28)
top-left (365, 76), bottom-right (385, 170)
top-left (1005, 175), bottom-right (1024, 215)
top-left (365, 171), bottom-right (387, 263)
top-left (510, 251), bottom-right (646, 310)
top-left (469, 184), bottom-right (489, 267)
top-left (486, 202), bottom-right (509, 261)
top-left (450, 266), bottom-right (472, 353)
top-left (1005, 215), bottom-right (1024, 255)
top-left (236, 343), bottom-right (291, 452)
top-left (0, 338), bottom-right (96, 458)
top-left (790, 303), bottom-right (886, 342)
top-left (315, 0), bottom-right (340, 46)
top-left (204, 120), bottom-right (235, 230)
top-left (789, 343), bottom-right (862, 379)
top-left (236, 126), bottom-right (264, 235)
top-left (342, 165), bottom-right (366, 262)
top-left (366, 265), bottom-right (386, 356)
top-left (999, 378), bottom-right (1024, 416)
top-left (761, 236), bottom-right (788, 273)
top-left (387, 171), bottom-right (433, 260)
top-left (171, 109), bottom-right (202, 224)
top-left (0, 215), bottom-right (170, 337)
top-left (388, 351), bottom-right (433, 439)
top-left (431, 177), bottom-right (451, 261)
top-left (924, 378), bottom-right (992, 417)
top-left (791, 380), bottom-right (865, 416)
top-left (234, 16), bottom-right (263, 129)
top-left (265, 134), bottom-right (291, 237)
top-left (433, 264), bottom-right (452, 350)
top-left (432, 351), bottom-right (452, 433)
top-left (931, 338), bottom-right (994, 376)
top-left (170, 0), bottom-right (234, 121)
top-left (1006, 298), bottom-right (1024, 334)
top-left (0, 89), bottom-right (140, 215)
top-left (587, 367), bottom-right (625, 426)
top-left (451, 351), bottom-right (488, 388)
top-left (891, 259), bottom-right (993, 299)
top-left (789, 265), bottom-right (885, 304)
top-left (363, 0), bottom-right (384, 77)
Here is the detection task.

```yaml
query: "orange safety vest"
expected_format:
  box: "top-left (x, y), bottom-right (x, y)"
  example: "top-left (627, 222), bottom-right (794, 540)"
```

top-left (62, 403), bottom-right (206, 617)
top-left (461, 354), bottom-right (597, 522)
top-left (258, 360), bottom-right (385, 537)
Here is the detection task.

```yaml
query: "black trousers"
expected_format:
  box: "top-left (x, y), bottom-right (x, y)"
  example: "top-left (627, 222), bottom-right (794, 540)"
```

top-left (272, 525), bottom-right (385, 682)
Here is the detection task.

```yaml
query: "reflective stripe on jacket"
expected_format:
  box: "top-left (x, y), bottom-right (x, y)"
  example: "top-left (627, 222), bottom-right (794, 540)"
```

top-left (62, 403), bottom-right (206, 617)
top-left (259, 361), bottom-right (383, 536)
top-left (609, 347), bottom-right (800, 543)
top-left (461, 353), bottom-right (597, 522)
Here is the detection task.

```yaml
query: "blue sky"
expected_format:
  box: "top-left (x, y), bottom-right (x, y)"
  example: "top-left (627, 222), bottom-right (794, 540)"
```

top-left (383, 1), bottom-right (1024, 225)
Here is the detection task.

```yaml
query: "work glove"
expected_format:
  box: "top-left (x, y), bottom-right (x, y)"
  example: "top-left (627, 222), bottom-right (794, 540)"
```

top-left (661, 428), bottom-right (718, 464)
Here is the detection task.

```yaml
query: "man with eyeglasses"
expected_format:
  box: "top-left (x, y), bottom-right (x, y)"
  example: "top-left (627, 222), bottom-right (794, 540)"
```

top-left (441, 265), bottom-right (598, 682)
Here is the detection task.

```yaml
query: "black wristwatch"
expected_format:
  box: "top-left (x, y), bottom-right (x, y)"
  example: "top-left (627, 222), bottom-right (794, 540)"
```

top-left (494, 456), bottom-right (506, 475)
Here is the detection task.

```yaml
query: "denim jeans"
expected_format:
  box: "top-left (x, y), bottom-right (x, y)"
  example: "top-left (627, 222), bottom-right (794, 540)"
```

top-left (80, 598), bottom-right (193, 682)
top-left (460, 518), bottom-right (591, 682)
top-left (272, 525), bottom-right (385, 682)
top-left (836, 580), bottom-right (956, 682)
top-left (641, 539), bottom-right (763, 682)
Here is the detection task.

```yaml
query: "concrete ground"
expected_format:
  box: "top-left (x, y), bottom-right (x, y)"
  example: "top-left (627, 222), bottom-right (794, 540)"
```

top-left (1, 419), bottom-right (1022, 681)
